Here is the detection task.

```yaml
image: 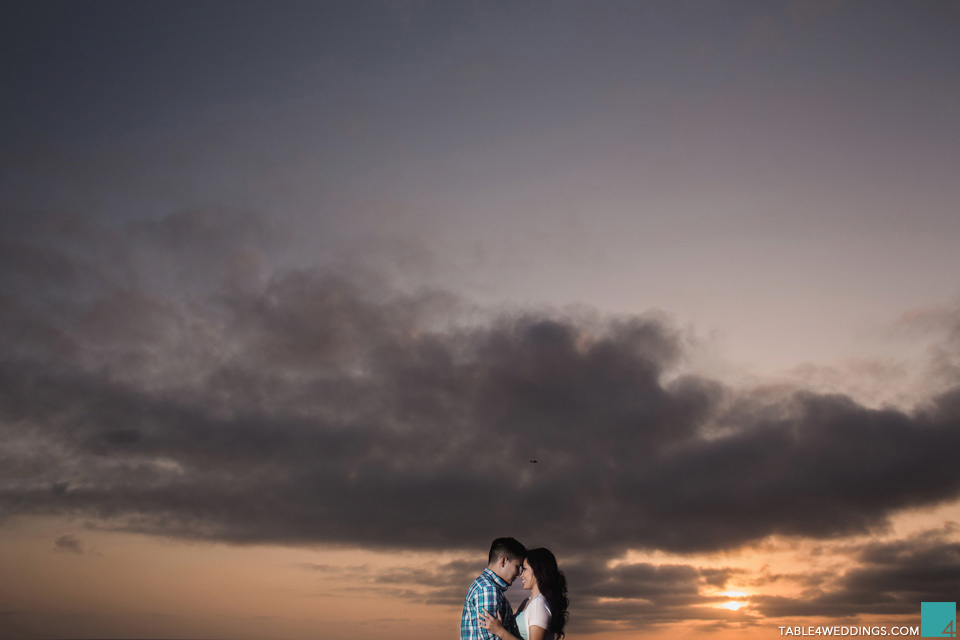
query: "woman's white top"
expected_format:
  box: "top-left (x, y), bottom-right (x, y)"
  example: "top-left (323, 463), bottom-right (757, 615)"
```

top-left (516, 594), bottom-right (551, 640)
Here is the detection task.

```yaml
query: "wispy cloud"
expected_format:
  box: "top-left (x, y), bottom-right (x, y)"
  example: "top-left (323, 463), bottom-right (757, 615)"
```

top-left (753, 526), bottom-right (960, 619)
top-left (53, 534), bottom-right (84, 554)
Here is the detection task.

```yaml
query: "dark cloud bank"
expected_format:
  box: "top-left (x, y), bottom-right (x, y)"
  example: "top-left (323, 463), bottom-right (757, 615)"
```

top-left (2, 209), bottom-right (960, 625)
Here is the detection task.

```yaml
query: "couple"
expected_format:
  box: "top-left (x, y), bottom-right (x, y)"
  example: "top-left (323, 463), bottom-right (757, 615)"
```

top-left (460, 537), bottom-right (568, 640)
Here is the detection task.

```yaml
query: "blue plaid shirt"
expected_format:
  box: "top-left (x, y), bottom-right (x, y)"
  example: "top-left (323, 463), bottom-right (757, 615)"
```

top-left (460, 568), bottom-right (519, 640)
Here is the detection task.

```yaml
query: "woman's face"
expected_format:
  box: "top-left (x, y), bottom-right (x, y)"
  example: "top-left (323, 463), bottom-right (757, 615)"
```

top-left (519, 559), bottom-right (538, 591)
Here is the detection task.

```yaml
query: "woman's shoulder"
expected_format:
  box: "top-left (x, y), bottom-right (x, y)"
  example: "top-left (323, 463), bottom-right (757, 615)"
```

top-left (530, 593), bottom-right (551, 615)
top-left (525, 593), bottom-right (552, 632)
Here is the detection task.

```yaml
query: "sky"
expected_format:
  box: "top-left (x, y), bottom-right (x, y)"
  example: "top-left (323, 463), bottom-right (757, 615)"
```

top-left (2, 1), bottom-right (960, 639)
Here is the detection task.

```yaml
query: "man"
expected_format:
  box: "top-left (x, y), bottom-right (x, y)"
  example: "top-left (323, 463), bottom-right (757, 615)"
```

top-left (460, 537), bottom-right (526, 640)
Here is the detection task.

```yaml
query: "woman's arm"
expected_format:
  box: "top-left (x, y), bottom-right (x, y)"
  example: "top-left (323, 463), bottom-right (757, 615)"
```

top-left (478, 610), bottom-right (524, 640)
top-left (524, 596), bottom-right (551, 640)
top-left (526, 624), bottom-right (547, 640)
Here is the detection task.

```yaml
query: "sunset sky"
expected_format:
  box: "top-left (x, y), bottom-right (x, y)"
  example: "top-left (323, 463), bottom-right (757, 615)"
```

top-left (2, 2), bottom-right (960, 639)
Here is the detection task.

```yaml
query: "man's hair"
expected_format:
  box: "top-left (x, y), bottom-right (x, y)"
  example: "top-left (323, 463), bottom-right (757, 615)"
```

top-left (488, 537), bottom-right (526, 564)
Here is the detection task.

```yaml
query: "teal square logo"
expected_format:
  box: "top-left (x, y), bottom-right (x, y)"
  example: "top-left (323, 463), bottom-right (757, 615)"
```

top-left (923, 602), bottom-right (957, 638)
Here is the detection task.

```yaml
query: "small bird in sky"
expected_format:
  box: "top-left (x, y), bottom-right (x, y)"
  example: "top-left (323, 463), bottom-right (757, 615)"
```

top-left (529, 460), bottom-right (538, 463)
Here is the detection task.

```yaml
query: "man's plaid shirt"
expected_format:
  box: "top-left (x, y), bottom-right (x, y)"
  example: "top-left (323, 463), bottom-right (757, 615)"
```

top-left (460, 568), bottom-right (519, 640)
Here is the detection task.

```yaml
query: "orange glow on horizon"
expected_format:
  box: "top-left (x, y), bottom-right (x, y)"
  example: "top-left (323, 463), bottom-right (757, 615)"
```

top-left (3, 502), bottom-right (959, 640)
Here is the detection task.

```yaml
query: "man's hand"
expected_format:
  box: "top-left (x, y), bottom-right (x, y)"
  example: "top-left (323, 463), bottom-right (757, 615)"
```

top-left (479, 609), bottom-right (507, 638)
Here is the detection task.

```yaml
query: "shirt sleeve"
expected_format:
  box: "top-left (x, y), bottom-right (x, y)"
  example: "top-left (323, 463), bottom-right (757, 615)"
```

top-left (470, 584), bottom-right (498, 640)
top-left (526, 596), bottom-right (551, 631)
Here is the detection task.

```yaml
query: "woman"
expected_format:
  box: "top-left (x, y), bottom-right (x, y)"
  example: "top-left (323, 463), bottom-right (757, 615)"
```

top-left (479, 547), bottom-right (568, 640)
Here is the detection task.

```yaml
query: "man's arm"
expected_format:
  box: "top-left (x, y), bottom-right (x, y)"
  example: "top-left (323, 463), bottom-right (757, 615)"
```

top-left (470, 588), bottom-right (498, 640)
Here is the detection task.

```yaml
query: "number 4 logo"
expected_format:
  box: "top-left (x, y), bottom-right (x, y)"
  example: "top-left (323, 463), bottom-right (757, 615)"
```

top-left (923, 603), bottom-right (958, 638)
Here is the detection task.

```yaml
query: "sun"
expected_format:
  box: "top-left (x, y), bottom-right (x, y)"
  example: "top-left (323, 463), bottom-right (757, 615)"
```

top-left (716, 591), bottom-right (749, 611)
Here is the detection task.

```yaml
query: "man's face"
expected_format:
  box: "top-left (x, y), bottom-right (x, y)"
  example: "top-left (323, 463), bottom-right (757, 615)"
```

top-left (494, 555), bottom-right (524, 585)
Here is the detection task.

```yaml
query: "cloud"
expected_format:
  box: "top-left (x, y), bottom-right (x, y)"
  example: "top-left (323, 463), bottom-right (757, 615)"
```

top-left (887, 301), bottom-right (960, 395)
top-left (54, 534), bottom-right (84, 554)
top-left (299, 554), bottom-right (751, 630)
top-left (3, 209), bottom-right (960, 567)
top-left (558, 560), bottom-right (753, 631)
top-left (753, 526), bottom-right (960, 618)
top-left (350, 558), bottom-right (482, 607)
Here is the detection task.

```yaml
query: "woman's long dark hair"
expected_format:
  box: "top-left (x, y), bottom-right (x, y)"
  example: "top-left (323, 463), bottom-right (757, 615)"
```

top-left (526, 548), bottom-right (568, 639)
